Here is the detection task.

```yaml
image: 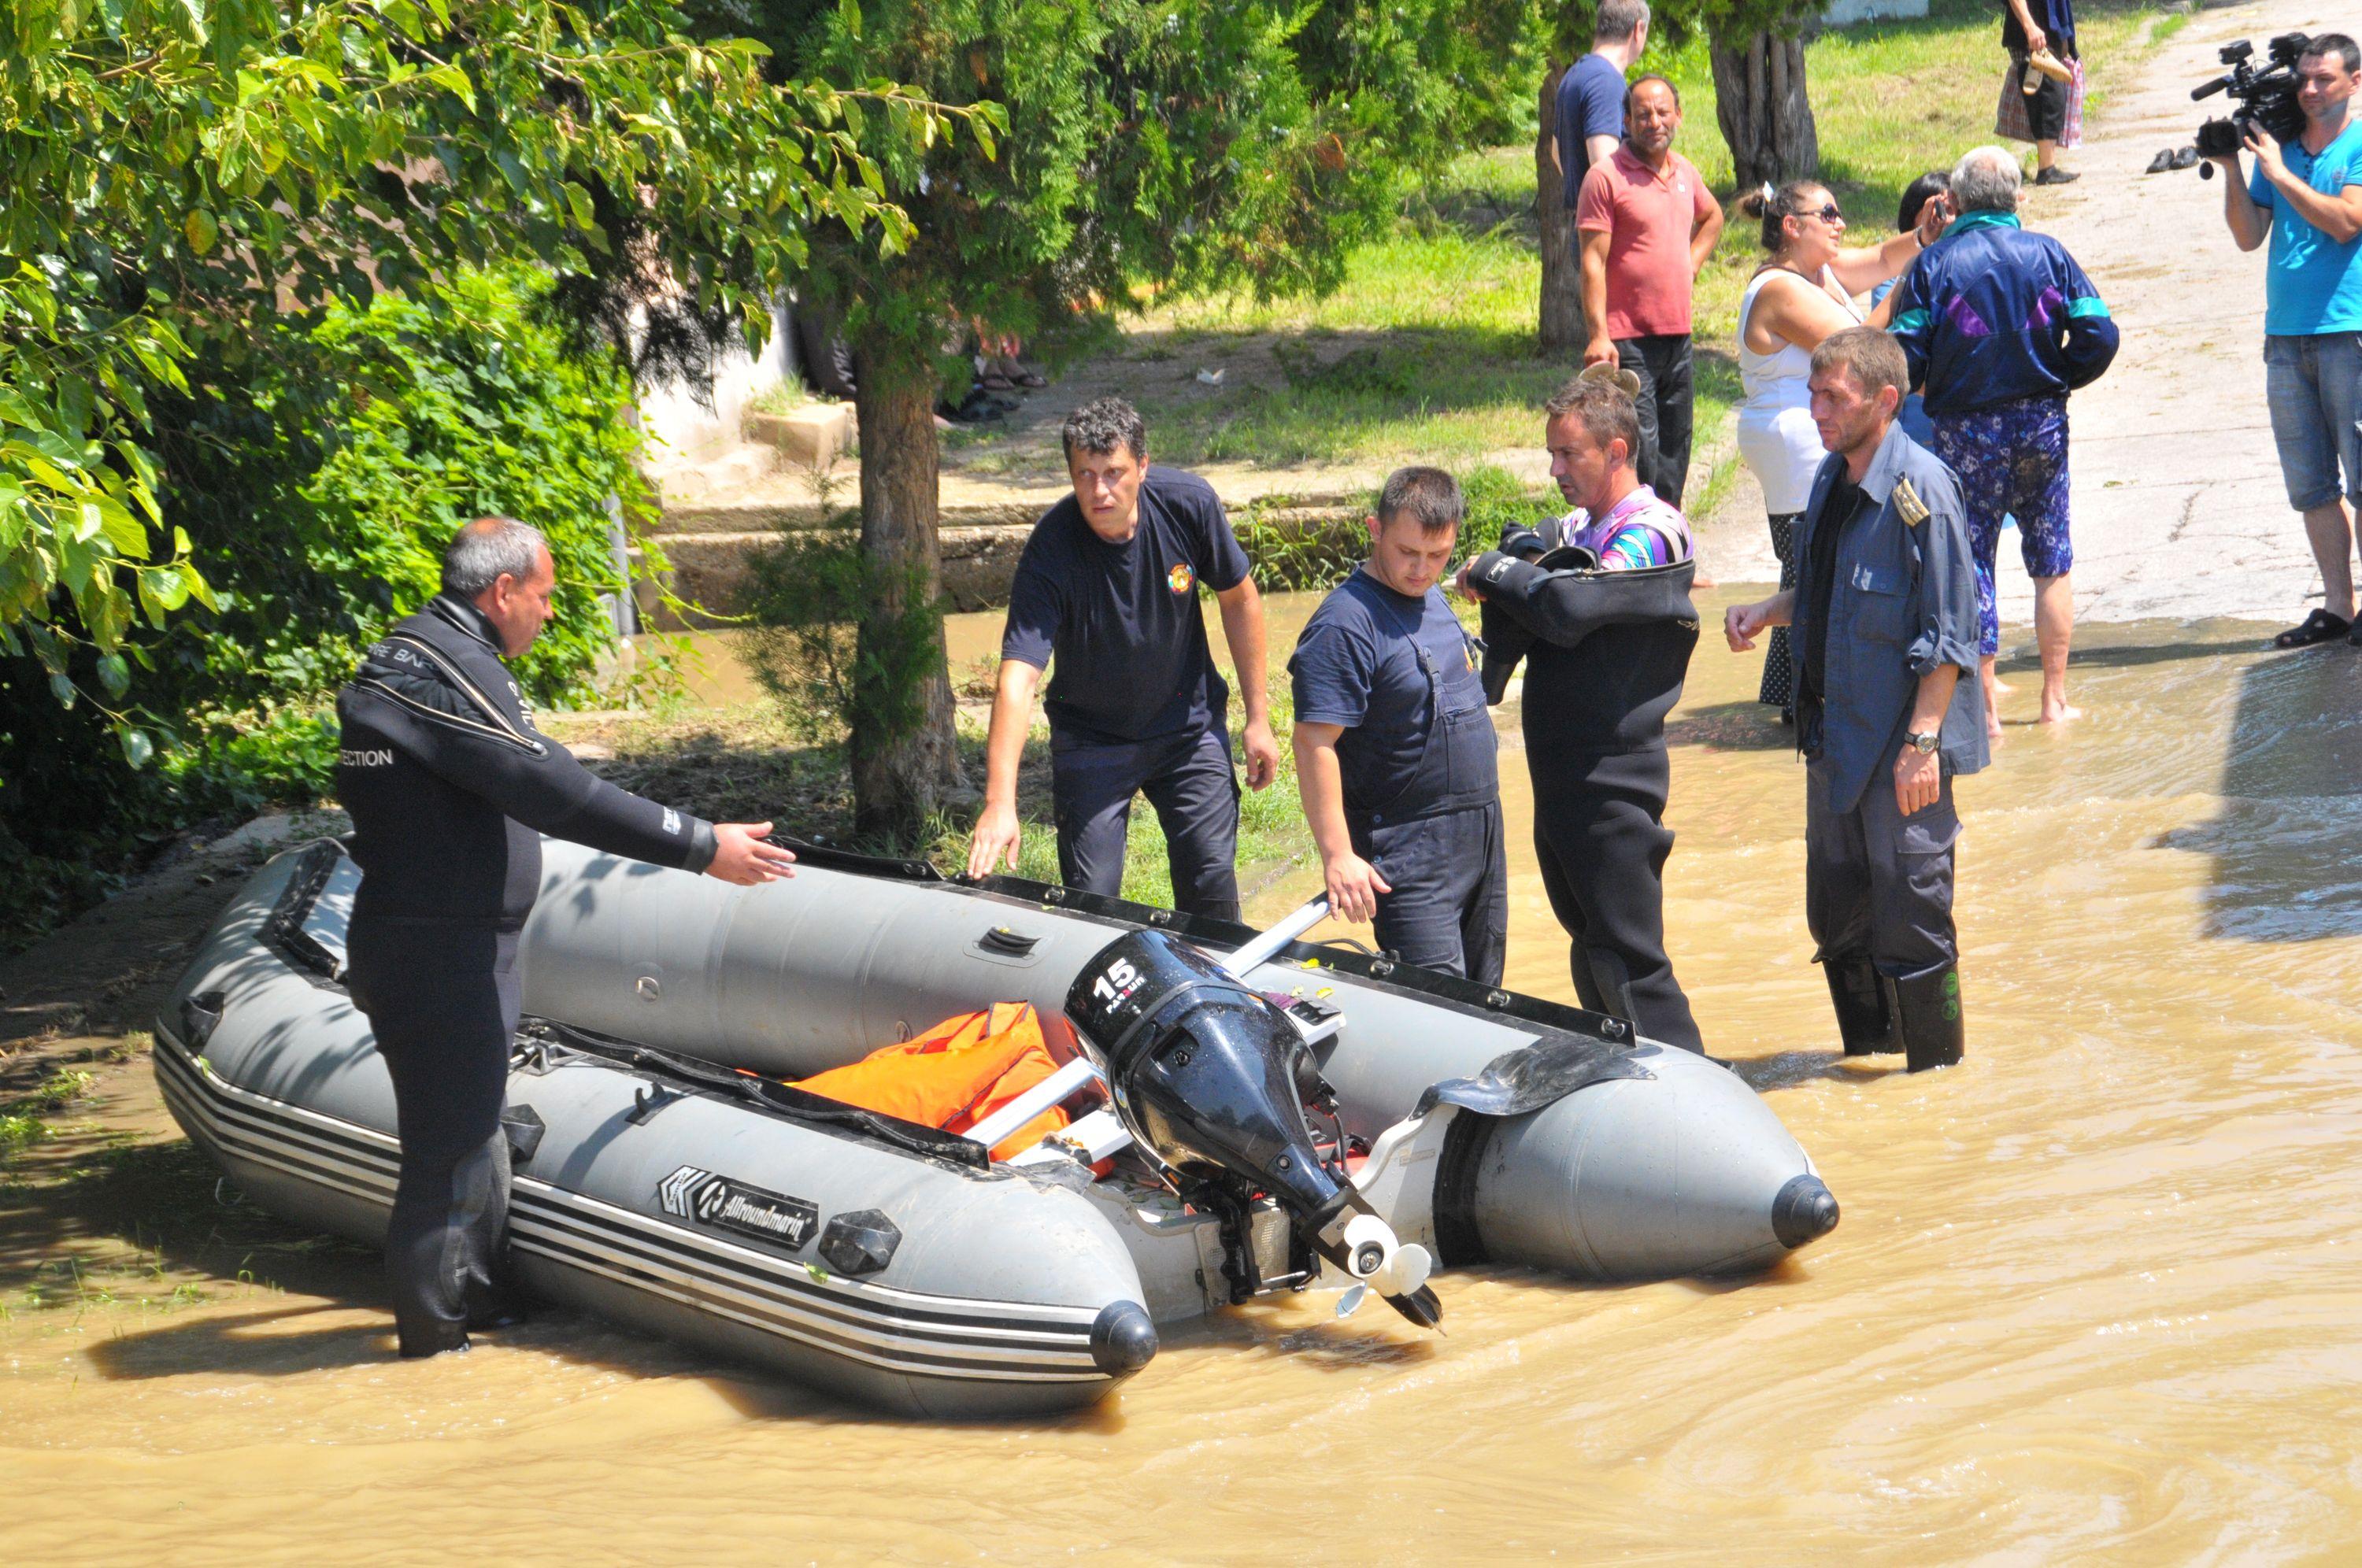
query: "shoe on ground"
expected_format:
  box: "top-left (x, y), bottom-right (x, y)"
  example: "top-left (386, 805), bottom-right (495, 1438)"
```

top-left (2272, 608), bottom-right (2351, 649)
top-left (2034, 166), bottom-right (2080, 186)
top-left (2146, 149), bottom-right (2175, 174)
top-left (2172, 146), bottom-right (2201, 170)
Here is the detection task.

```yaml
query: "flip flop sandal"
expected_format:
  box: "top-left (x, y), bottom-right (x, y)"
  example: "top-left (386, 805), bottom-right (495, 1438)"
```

top-left (1015, 370), bottom-right (1048, 388)
top-left (2146, 149), bottom-right (2175, 174)
top-left (2272, 608), bottom-right (2352, 648)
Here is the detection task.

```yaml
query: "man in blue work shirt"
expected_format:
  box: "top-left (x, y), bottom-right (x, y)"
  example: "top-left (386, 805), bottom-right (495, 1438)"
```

top-left (1290, 468), bottom-right (1505, 983)
top-left (968, 398), bottom-right (1278, 921)
top-left (1726, 328), bottom-right (1986, 1073)
top-left (2214, 33), bottom-right (2362, 652)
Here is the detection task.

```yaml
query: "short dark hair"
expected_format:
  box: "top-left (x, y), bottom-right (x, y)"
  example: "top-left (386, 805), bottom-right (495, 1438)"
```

top-left (1061, 397), bottom-right (1146, 463)
top-left (1897, 170), bottom-right (1950, 233)
top-left (1626, 72), bottom-right (1679, 113)
top-left (1810, 327), bottom-right (1909, 402)
top-left (1542, 377), bottom-right (1642, 465)
top-left (1375, 466), bottom-right (1464, 534)
top-left (442, 516), bottom-right (547, 598)
top-left (2305, 33), bottom-right (2360, 74)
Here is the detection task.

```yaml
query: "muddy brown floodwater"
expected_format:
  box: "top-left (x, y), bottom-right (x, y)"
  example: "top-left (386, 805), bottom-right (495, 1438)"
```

top-left (7, 590), bottom-right (2362, 1560)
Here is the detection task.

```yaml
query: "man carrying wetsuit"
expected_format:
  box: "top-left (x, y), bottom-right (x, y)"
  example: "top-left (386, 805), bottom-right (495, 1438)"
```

top-left (336, 516), bottom-right (796, 1358)
top-left (1289, 468), bottom-right (1506, 983)
top-left (968, 398), bottom-right (1278, 920)
top-left (1459, 375), bottom-right (1705, 1052)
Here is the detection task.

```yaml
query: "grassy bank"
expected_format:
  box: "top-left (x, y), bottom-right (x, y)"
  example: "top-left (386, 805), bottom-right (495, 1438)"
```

top-left (1036, 0), bottom-right (2178, 494)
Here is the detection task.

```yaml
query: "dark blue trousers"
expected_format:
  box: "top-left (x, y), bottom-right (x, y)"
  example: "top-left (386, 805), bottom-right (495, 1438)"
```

top-left (1051, 726), bottom-right (1242, 922)
top-left (1352, 802), bottom-right (1509, 985)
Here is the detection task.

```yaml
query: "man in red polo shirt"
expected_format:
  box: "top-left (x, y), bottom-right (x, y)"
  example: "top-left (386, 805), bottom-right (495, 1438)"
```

top-left (1578, 73), bottom-right (1725, 506)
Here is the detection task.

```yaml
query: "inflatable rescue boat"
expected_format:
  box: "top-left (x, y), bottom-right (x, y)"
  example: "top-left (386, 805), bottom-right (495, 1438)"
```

top-left (156, 837), bottom-right (1839, 1417)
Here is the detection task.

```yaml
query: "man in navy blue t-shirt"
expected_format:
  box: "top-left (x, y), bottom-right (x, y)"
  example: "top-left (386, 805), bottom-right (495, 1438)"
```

top-left (1553, 0), bottom-right (1648, 209)
top-left (1290, 468), bottom-right (1505, 983)
top-left (968, 398), bottom-right (1277, 921)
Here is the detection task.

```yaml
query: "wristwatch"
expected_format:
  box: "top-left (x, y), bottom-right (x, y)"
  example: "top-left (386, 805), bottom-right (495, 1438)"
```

top-left (1903, 730), bottom-right (1940, 754)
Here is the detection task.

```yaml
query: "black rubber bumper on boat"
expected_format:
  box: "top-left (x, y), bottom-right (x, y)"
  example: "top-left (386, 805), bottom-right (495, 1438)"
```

top-left (1090, 1300), bottom-right (1159, 1374)
top-left (1772, 1174), bottom-right (1841, 1249)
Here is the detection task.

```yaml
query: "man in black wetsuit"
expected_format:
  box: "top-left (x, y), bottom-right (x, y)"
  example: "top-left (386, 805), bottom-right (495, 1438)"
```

top-left (336, 516), bottom-right (796, 1358)
top-left (1457, 376), bottom-right (1705, 1052)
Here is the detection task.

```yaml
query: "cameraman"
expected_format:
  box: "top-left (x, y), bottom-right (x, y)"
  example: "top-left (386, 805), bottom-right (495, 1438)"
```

top-left (2216, 34), bottom-right (2362, 650)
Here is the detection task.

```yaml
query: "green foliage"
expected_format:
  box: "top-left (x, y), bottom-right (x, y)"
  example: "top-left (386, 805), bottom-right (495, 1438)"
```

top-left (1231, 464), bottom-right (1553, 592)
top-left (743, 531), bottom-right (944, 749)
top-left (0, 268), bottom-right (656, 950)
top-left (0, 0), bottom-right (968, 771)
top-left (217, 269), bottom-right (652, 709)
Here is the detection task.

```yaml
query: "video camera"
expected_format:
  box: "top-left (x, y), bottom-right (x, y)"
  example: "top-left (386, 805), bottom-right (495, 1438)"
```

top-left (2192, 32), bottom-right (2313, 176)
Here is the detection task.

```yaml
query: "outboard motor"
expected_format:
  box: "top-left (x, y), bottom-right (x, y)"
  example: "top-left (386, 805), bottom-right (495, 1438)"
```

top-left (1066, 927), bottom-right (1442, 1329)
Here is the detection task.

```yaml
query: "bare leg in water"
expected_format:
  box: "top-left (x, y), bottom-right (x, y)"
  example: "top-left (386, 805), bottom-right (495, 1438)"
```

top-left (2034, 572), bottom-right (2079, 724)
top-left (2305, 497), bottom-right (2359, 623)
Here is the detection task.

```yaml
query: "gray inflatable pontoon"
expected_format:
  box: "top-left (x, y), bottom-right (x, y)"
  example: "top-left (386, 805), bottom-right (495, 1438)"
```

top-left (157, 836), bottom-right (1838, 1417)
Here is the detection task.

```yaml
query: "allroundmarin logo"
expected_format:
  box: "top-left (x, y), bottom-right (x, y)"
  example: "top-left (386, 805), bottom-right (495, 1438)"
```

top-left (658, 1165), bottom-right (820, 1252)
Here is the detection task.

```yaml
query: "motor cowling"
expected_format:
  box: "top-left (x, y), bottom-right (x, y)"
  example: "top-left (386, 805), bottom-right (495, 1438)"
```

top-left (1064, 929), bottom-right (1346, 1228)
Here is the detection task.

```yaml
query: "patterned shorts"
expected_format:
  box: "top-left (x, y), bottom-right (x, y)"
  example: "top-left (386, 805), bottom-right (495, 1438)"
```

top-left (1930, 397), bottom-right (2072, 656)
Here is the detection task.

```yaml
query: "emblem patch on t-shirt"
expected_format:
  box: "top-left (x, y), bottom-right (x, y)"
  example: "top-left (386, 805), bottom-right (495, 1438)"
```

top-left (1167, 563), bottom-right (1194, 594)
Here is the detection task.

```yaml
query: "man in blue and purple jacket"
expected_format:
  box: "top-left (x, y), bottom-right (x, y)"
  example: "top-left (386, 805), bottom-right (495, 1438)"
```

top-left (1886, 144), bottom-right (2118, 730)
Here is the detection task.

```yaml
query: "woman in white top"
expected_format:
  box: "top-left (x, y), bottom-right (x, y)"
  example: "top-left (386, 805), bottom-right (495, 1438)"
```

top-left (1732, 179), bottom-right (1948, 715)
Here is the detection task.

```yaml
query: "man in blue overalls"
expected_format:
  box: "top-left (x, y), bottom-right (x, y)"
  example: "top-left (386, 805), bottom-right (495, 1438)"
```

top-left (1290, 468), bottom-right (1505, 982)
top-left (968, 397), bottom-right (1279, 920)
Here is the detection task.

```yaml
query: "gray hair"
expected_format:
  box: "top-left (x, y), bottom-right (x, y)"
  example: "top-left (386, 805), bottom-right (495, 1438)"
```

top-left (1595, 0), bottom-right (1649, 43)
top-left (1948, 146), bottom-right (2022, 215)
top-left (442, 516), bottom-right (549, 598)
top-left (1061, 396), bottom-right (1147, 463)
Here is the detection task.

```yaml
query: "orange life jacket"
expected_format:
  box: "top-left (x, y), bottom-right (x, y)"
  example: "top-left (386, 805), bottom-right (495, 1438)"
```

top-left (790, 1002), bottom-right (1069, 1162)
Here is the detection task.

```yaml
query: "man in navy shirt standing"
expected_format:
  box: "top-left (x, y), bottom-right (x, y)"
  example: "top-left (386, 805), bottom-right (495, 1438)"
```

top-left (1290, 468), bottom-right (1505, 984)
top-left (968, 398), bottom-right (1278, 921)
top-left (1553, 0), bottom-right (1649, 214)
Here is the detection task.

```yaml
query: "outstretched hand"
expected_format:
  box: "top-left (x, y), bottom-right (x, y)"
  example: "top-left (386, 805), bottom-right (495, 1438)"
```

top-left (706, 821), bottom-right (798, 886)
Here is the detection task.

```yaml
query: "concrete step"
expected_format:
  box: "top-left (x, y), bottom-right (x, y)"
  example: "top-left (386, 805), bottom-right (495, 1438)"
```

top-left (744, 403), bottom-right (856, 469)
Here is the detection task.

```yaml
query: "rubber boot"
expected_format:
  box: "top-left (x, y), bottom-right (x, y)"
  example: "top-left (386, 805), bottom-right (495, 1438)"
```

top-left (1822, 955), bottom-right (1897, 1056)
top-left (1886, 961), bottom-right (1965, 1073)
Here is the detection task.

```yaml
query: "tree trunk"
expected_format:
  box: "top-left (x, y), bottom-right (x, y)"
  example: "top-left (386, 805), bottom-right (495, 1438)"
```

top-left (1709, 27), bottom-right (1821, 194)
top-left (1536, 61), bottom-right (1585, 354)
top-left (849, 341), bottom-right (960, 845)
